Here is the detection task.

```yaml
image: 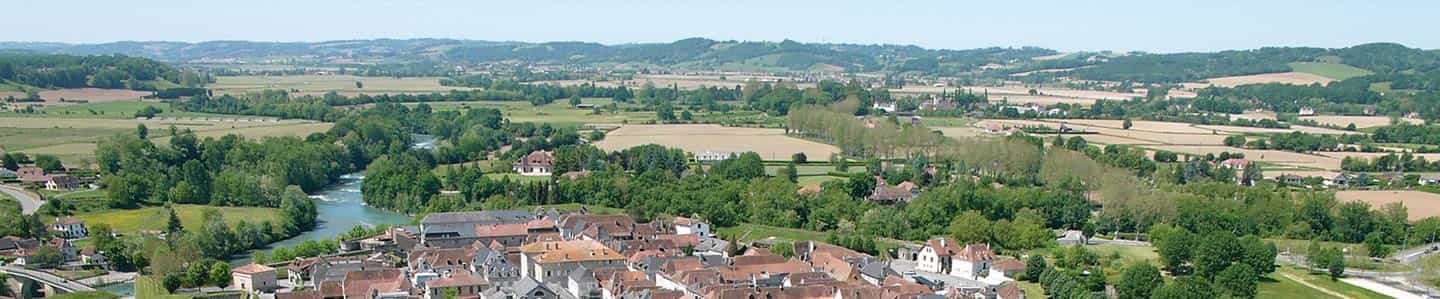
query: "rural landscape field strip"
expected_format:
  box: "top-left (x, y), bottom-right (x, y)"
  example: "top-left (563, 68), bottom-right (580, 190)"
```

top-left (593, 124), bottom-right (839, 160)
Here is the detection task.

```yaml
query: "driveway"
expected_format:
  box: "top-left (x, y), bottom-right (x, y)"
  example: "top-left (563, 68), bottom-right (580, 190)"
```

top-left (0, 184), bottom-right (43, 215)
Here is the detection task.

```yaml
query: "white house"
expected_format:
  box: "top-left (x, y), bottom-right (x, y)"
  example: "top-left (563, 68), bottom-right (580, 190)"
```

top-left (950, 243), bottom-right (997, 281)
top-left (672, 216), bottom-right (710, 237)
top-left (1421, 175), bottom-right (1440, 185)
top-left (917, 237), bottom-right (962, 274)
top-left (513, 151), bottom-right (555, 176)
top-left (695, 151), bottom-right (733, 163)
top-left (232, 263), bottom-right (278, 294)
top-left (873, 101), bottom-right (897, 113)
top-left (50, 218), bottom-right (88, 239)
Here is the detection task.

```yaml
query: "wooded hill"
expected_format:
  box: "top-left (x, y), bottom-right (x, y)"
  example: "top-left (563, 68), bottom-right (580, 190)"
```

top-left (0, 53), bottom-right (186, 91)
top-left (0, 38), bottom-right (1056, 74)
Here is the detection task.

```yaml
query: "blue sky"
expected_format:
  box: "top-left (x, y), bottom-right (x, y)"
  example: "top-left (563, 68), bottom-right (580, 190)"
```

top-left (3, 0), bottom-right (1435, 52)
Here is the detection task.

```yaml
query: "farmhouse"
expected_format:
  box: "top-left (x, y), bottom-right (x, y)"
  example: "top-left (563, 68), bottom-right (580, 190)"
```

top-left (1326, 173), bottom-right (1361, 188)
top-left (1219, 158), bottom-right (1249, 170)
top-left (870, 178), bottom-right (920, 204)
top-left (233, 263), bottom-right (279, 294)
top-left (1299, 107), bottom-right (1316, 116)
top-left (1276, 174), bottom-right (1307, 186)
top-left (50, 217), bottom-right (89, 239)
top-left (45, 174), bottom-right (80, 190)
top-left (16, 166), bottom-right (47, 184)
top-left (513, 151), bottom-right (555, 176)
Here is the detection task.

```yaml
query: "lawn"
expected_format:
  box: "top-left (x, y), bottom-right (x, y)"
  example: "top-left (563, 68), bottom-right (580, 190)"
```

top-left (1269, 238), bottom-right (1370, 257)
top-left (1015, 280), bottom-right (1046, 299)
top-left (485, 173), bottom-right (551, 183)
top-left (136, 275), bottom-right (190, 299)
top-left (717, 223), bottom-right (833, 244)
top-left (528, 203), bottom-right (625, 215)
top-left (763, 164), bottom-right (859, 176)
top-left (918, 116), bottom-right (977, 127)
top-left (1289, 62), bottom-right (1373, 80)
top-left (0, 191), bottom-right (20, 213)
top-left (65, 204), bottom-right (282, 235)
top-left (1263, 266), bottom-right (1391, 299)
top-left (1089, 244), bottom-right (1160, 266)
top-left (51, 268), bottom-right (108, 279)
top-left (47, 292), bottom-right (120, 299)
top-left (797, 175), bottom-right (845, 186)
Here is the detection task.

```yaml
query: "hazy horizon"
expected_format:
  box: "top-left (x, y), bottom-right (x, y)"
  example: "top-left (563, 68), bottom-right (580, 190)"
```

top-left (2, 0), bottom-right (1438, 53)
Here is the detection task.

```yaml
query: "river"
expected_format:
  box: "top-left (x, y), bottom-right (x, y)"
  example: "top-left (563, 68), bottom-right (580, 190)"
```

top-left (106, 137), bottom-right (433, 296)
top-left (226, 134), bottom-right (433, 263)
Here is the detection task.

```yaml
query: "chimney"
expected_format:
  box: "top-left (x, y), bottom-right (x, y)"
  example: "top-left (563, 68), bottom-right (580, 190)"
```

top-left (939, 238), bottom-right (945, 247)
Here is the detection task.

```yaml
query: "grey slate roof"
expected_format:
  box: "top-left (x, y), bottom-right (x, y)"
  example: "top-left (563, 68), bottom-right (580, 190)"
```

top-left (420, 210), bottom-right (534, 225)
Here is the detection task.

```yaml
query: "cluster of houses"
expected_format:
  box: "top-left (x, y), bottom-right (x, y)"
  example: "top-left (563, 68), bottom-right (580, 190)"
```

top-left (1273, 171), bottom-right (1440, 189)
top-left (8, 165), bottom-right (83, 190)
top-left (0, 218), bottom-right (108, 269)
top-left (245, 208), bottom-right (1025, 299)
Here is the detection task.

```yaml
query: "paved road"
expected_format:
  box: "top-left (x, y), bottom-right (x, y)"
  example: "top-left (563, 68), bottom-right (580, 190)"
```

top-left (0, 266), bottom-right (97, 292)
top-left (0, 184), bottom-right (42, 215)
top-left (1395, 242), bottom-right (1440, 264)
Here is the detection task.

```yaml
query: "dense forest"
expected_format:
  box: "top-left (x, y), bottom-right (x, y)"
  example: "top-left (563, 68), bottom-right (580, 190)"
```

top-left (0, 53), bottom-right (191, 91)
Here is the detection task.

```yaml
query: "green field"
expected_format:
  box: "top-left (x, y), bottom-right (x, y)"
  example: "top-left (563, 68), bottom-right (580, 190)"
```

top-left (64, 204), bottom-right (282, 235)
top-left (485, 173), bottom-right (551, 183)
top-left (212, 75), bottom-right (475, 96)
top-left (1289, 62), bottom-right (1373, 80)
top-left (1, 116), bottom-right (332, 164)
top-left (763, 164), bottom-right (861, 176)
top-left (46, 291), bottom-right (120, 299)
top-left (0, 126), bottom-right (130, 152)
top-left (797, 175), bottom-right (845, 186)
top-left (424, 99), bottom-right (655, 126)
top-left (717, 223), bottom-right (837, 244)
top-left (0, 101), bottom-right (223, 120)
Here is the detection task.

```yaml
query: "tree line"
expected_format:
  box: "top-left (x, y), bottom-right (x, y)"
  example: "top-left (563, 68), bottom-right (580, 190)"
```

top-left (0, 53), bottom-right (187, 90)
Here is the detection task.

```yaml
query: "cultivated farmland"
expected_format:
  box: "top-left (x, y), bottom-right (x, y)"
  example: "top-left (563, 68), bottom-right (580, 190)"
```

top-left (1288, 62), bottom-right (1374, 80)
top-left (1336, 190), bottom-right (1440, 221)
top-left (1184, 72), bottom-right (1334, 89)
top-left (0, 116), bottom-right (331, 163)
top-left (0, 88), bottom-right (152, 104)
top-left (211, 75), bottom-right (479, 96)
top-left (1300, 115), bottom-right (1423, 128)
top-left (593, 124), bottom-right (839, 160)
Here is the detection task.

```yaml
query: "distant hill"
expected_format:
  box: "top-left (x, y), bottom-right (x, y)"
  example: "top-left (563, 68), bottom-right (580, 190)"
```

top-left (0, 38), bottom-right (1056, 74)
top-left (1059, 43), bottom-right (1440, 83)
top-left (3, 39), bottom-right (1436, 84)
